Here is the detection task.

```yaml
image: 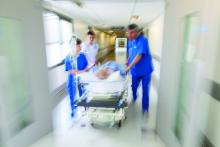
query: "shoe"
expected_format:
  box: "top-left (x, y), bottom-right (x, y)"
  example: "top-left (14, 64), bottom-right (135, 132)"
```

top-left (132, 98), bottom-right (137, 103)
top-left (142, 111), bottom-right (149, 118)
top-left (70, 111), bottom-right (75, 118)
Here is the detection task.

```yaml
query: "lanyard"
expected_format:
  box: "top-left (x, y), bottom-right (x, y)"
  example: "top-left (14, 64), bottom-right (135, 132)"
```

top-left (70, 55), bottom-right (78, 71)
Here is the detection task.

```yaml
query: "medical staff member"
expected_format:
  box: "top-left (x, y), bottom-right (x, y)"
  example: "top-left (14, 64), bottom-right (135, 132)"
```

top-left (65, 38), bottom-right (88, 117)
top-left (81, 30), bottom-right (99, 70)
top-left (126, 24), bottom-right (154, 115)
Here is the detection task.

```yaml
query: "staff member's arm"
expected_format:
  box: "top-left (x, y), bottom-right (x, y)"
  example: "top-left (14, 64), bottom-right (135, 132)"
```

top-left (84, 63), bottom-right (96, 72)
top-left (126, 37), bottom-right (149, 73)
top-left (65, 56), bottom-right (77, 74)
top-left (126, 54), bottom-right (142, 73)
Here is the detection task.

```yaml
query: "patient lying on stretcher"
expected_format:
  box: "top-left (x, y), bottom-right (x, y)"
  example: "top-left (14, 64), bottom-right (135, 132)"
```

top-left (95, 61), bottom-right (126, 80)
top-left (79, 61), bottom-right (126, 81)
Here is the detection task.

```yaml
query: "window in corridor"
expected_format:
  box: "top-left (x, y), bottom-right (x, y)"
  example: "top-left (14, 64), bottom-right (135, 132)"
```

top-left (43, 12), bottom-right (73, 68)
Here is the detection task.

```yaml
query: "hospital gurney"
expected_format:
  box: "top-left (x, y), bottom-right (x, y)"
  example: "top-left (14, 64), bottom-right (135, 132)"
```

top-left (75, 77), bottom-right (128, 128)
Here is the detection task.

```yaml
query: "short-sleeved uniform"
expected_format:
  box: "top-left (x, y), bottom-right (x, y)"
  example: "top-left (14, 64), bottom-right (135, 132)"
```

top-left (127, 35), bottom-right (153, 112)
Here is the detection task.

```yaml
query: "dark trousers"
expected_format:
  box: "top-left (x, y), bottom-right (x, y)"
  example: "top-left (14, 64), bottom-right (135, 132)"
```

top-left (131, 74), bottom-right (151, 112)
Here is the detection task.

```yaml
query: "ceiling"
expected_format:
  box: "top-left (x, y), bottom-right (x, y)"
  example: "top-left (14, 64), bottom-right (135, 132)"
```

top-left (43, 0), bottom-right (165, 29)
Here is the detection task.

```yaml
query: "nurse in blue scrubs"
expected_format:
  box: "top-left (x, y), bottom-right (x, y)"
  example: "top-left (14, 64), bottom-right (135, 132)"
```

top-left (65, 38), bottom-right (88, 117)
top-left (126, 24), bottom-right (154, 114)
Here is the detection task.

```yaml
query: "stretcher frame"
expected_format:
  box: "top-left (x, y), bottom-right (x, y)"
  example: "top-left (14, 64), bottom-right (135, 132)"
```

top-left (75, 77), bottom-right (129, 128)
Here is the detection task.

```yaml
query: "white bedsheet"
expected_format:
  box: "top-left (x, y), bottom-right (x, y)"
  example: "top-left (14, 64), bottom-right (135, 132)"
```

top-left (78, 71), bottom-right (126, 93)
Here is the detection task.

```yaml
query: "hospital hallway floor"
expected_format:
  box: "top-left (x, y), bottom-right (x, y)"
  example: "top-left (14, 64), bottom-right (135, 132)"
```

top-left (28, 76), bottom-right (166, 147)
top-left (101, 51), bottom-right (116, 63)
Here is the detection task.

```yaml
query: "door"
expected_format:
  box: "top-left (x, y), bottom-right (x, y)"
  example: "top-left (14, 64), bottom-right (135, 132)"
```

top-left (0, 14), bottom-right (52, 147)
top-left (174, 13), bottom-right (201, 147)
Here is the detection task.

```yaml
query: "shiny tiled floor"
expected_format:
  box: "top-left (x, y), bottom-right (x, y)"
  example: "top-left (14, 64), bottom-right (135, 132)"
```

top-left (29, 83), bottom-right (165, 147)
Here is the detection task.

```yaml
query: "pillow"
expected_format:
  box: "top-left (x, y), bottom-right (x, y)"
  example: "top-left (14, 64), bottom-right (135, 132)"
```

top-left (106, 71), bottom-right (123, 82)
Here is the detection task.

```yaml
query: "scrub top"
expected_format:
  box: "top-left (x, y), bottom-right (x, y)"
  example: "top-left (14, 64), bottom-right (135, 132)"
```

top-left (127, 35), bottom-right (153, 77)
top-left (81, 42), bottom-right (99, 68)
top-left (65, 53), bottom-right (88, 89)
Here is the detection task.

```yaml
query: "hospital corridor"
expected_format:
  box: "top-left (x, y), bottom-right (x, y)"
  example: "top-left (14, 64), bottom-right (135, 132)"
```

top-left (1, 0), bottom-right (220, 147)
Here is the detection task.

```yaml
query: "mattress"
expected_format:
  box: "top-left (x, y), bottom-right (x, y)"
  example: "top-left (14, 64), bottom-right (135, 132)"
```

top-left (78, 71), bottom-right (126, 93)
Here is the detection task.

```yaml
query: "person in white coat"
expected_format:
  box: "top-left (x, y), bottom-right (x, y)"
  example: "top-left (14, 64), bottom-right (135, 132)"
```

top-left (81, 30), bottom-right (99, 70)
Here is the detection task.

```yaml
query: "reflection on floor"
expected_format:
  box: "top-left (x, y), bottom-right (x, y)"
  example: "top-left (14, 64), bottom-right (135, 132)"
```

top-left (29, 79), bottom-right (165, 147)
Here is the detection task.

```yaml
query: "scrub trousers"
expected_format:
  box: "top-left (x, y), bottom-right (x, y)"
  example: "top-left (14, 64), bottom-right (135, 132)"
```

top-left (131, 74), bottom-right (151, 112)
top-left (67, 77), bottom-right (83, 117)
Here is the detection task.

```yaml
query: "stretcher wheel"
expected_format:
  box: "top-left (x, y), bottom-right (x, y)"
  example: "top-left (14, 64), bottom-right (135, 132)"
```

top-left (117, 120), bottom-right (122, 129)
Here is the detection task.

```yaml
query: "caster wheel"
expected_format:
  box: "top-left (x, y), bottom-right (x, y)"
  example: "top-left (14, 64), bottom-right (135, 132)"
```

top-left (118, 120), bottom-right (122, 129)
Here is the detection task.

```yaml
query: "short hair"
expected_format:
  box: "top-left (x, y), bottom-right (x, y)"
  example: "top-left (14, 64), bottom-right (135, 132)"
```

top-left (76, 38), bottom-right (82, 45)
top-left (127, 23), bottom-right (139, 31)
top-left (87, 30), bottom-right (95, 36)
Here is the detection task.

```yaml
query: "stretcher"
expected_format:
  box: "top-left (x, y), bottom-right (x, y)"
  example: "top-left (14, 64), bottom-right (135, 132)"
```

top-left (75, 75), bottom-right (128, 128)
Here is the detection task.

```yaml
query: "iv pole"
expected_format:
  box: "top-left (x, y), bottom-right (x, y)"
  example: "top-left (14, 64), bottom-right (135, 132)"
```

top-left (69, 34), bottom-right (79, 101)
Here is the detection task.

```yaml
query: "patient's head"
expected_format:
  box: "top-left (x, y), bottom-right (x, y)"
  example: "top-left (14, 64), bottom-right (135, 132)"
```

top-left (95, 68), bottom-right (114, 80)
